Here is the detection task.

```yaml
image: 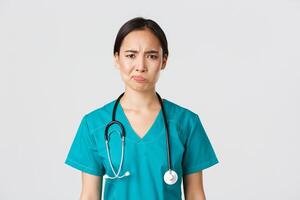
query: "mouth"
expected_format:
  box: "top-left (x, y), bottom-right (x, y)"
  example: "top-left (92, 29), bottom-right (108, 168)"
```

top-left (132, 76), bottom-right (146, 82)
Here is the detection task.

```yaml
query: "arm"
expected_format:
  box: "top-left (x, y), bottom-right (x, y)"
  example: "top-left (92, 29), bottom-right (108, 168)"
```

top-left (183, 171), bottom-right (206, 200)
top-left (80, 172), bottom-right (103, 200)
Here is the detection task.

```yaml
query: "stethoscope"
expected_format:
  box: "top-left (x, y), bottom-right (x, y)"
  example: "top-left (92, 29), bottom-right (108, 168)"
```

top-left (103, 92), bottom-right (178, 185)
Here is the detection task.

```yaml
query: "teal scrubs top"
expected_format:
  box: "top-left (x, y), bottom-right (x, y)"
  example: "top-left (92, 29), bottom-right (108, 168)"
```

top-left (65, 98), bottom-right (219, 200)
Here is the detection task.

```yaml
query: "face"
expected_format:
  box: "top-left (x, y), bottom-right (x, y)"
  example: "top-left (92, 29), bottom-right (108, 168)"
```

top-left (114, 28), bottom-right (167, 92)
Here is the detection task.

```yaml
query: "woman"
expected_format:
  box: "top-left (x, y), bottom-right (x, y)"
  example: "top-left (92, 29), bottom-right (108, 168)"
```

top-left (65, 17), bottom-right (219, 200)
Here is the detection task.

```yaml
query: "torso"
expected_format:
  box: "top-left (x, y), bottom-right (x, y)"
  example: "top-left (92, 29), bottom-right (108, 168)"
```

top-left (78, 98), bottom-right (218, 200)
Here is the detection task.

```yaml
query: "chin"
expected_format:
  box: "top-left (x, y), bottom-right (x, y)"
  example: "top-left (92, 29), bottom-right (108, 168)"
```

top-left (127, 83), bottom-right (154, 93)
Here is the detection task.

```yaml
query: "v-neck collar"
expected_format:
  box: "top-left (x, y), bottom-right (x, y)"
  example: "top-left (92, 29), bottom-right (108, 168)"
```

top-left (115, 99), bottom-right (165, 144)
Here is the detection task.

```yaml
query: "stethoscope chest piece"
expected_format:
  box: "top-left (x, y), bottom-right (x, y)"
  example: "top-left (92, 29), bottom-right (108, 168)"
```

top-left (164, 170), bottom-right (178, 185)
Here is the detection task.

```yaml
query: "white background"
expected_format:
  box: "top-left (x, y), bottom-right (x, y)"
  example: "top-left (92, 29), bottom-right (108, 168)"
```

top-left (1, 0), bottom-right (299, 199)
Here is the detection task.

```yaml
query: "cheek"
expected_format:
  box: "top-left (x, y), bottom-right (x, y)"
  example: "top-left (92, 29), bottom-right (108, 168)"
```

top-left (151, 64), bottom-right (162, 75)
top-left (148, 67), bottom-right (162, 82)
top-left (119, 61), bottom-right (133, 74)
top-left (118, 65), bottom-right (135, 83)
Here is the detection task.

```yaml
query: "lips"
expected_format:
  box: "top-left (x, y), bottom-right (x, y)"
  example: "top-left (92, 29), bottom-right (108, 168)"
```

top-left (132, 76), bottom-right (146, 81)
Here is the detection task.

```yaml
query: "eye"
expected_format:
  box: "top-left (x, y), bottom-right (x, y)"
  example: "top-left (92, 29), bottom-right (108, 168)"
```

top-left (126, 54), bottom-right (135, 59)
top-left (148, 54), bottom-right (158, 60)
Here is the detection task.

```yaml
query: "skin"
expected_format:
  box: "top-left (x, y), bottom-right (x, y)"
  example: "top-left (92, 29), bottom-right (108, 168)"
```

top-left (80, 28), bottom-right (206, 200)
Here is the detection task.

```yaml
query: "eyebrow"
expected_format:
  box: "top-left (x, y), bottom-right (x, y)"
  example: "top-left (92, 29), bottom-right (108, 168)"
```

top-left (124, 50), bottom-right (159, 54)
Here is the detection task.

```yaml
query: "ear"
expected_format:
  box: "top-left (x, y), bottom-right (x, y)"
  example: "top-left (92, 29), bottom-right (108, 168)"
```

top-left (161, 54), bottom-right (168, 70)
top-left (114, 52), bottom-right (120, 69)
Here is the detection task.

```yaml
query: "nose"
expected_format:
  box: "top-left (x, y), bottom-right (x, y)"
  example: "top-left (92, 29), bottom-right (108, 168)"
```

top-left (135, 55), bottom-right (147, 72)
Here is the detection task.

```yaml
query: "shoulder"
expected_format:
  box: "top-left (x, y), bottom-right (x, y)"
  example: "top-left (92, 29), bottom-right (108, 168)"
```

top-left (163, 98), bottom-right (200, 127)
top-left (81, 99), bottom-right (117, 133)
top-left (163, 98), bottom-right (199, 118)
top-left (163, 99), bottom-right (204, 144)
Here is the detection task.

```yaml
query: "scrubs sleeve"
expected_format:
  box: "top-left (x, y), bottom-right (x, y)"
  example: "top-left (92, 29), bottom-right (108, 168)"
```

top-left (182, 114), bottom-right (219, 175)
top-left (64, 115), bottom-right (105, 176)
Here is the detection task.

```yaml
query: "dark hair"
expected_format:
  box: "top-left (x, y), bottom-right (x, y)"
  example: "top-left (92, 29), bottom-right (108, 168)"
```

top-left (113, 17), bottom-right (169, 58)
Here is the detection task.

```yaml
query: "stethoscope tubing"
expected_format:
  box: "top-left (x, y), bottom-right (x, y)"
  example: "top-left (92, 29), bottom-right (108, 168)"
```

top-left (104, 92), bottom-right (177, 184)
top-left (156, 92), bottom-right (172, 173)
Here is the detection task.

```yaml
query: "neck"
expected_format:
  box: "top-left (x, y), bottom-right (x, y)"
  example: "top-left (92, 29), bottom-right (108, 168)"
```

top-left (120, 87), bottom-right (160, 111)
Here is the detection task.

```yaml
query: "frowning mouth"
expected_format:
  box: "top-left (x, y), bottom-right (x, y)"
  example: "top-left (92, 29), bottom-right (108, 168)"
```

top-left (132, 76), bottom-right (146, 82)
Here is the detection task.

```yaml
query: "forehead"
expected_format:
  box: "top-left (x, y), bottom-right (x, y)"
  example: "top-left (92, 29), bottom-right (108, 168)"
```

top-left (120, 29), bottom-right (162, 51)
